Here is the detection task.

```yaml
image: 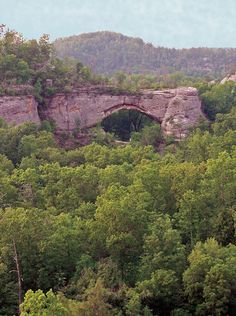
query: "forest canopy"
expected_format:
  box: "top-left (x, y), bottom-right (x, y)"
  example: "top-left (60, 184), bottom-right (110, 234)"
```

top-left (0, 102), bottom-right (236, 315)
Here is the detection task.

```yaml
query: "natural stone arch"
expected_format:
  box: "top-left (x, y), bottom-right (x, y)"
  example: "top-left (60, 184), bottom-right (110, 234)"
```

top-left (101, 103), bottom-right (161, 124)
top-left (101, 104), bottom-right (161, 141)
top-left (0, 86), bottom-right (204, 139)
top-left (44, 86), bottom-right (204, 138)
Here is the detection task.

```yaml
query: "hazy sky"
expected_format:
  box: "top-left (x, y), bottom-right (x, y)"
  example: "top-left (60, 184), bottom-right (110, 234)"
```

top-left (1, 0), bottom-right (236, 48)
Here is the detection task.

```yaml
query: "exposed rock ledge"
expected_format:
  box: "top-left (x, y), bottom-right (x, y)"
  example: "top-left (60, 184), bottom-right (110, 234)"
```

top-left (43, 86), bottom-right (204, 138)
top-left (220, 72), bottom-right (236, 84)
top-left (0, 95), bottom-right (40, 126)
top-left (0, 87), bottom-right (204, 138)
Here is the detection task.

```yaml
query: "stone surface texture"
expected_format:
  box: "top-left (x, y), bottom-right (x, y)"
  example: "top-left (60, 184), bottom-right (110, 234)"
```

top-left (0, 86), bottom-right (204, 138)
top-left (0, 95), bottom-right (40, 126)
top-left (44, 86), bottom-right (204, 138)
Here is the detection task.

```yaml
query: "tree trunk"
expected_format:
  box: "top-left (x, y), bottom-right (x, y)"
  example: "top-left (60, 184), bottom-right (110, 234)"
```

top-left (13, 239), bottom-right (23, 315)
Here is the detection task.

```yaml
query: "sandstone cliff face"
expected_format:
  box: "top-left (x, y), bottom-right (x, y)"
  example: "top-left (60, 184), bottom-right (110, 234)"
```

top-left (0, 95), bottom-right (40, 126)
top-left (0, 87), bottom-right (204, 138)
top-left (44, 87), bottom-right (204, 138)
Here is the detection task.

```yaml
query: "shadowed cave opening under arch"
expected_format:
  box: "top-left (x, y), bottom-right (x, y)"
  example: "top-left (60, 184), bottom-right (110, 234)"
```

top-left (101, 109), bottom-right (161, 141)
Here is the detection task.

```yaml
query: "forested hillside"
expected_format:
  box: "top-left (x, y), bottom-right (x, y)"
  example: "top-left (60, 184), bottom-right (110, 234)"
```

top-left (54, 31), bottom-right (236, 77)
top-left (1, 103), bottom-right (236, 316)
top-left (1, 26), bottom-right (236, 316)
top-left (0, 25), bottom-right (108, 99)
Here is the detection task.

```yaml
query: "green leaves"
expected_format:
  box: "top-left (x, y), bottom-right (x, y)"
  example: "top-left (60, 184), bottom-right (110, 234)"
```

top-left (0, 54), bottom-right (31, 83)
top-left (21, 289), bottom-right (66, 316)
top-left (1, 102), bottom-right (236, 315)
top-left (139, 215), bottom-right (186, 279)
top-left (184, 239), bottom-right (236, 315)
top-left (201, 82), bottom-right (236, 120)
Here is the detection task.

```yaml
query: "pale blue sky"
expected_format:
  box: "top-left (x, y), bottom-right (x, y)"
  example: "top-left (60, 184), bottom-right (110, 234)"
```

top-left (1, 0), bottom-right (236, 48)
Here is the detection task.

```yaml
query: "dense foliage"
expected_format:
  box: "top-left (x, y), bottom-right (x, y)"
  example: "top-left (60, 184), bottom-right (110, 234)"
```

top-left (0, 25), bottom-right (108, 99)
top-left (54, 31), bottom-right (236, 77)
top-left (0, 102), bottom-right (236, 315)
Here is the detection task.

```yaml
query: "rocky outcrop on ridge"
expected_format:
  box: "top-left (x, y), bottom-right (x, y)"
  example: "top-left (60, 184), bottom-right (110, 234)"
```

top-left (0, 86), bottom-right (204, 139)
top-left (43, 86), bottom-right (204, 138)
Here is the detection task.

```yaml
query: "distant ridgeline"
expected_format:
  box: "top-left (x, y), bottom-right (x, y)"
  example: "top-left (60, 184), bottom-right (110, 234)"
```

top-left (54, 31), bottom-right (236, 77)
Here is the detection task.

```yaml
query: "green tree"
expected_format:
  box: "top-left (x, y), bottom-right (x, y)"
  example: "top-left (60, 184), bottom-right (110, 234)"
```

top-left (0, 208), bottom-right (51, 313)
top-left (21, 289), bottom-right (66, 316)
top-left (137, 215), bottom-right (186, 314)
top-left (77, 279), bottom-right (117, 316)
top-left (183, 239), bottom-right (236, 316)
top-left (201, 82), bottom-right (236, 120)
top-left (90, 184), bottom-right (150, 282)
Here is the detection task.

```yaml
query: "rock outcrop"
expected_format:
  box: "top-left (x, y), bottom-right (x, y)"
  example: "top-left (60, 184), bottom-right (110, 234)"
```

top-left (0, 86), bottom-right (204, 138)
top-left (44, 86), bottom-right (204, 138)
top-left (0, 95), bottom-right (40, 126)
top-left (220, 72), bottom-right (236, 84)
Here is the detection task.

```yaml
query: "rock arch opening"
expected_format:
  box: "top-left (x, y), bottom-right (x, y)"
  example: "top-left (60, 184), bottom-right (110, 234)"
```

top-left (35, 86), bottom-right (203, 140)
top-left (101, 108), bottom-right (161, 141)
